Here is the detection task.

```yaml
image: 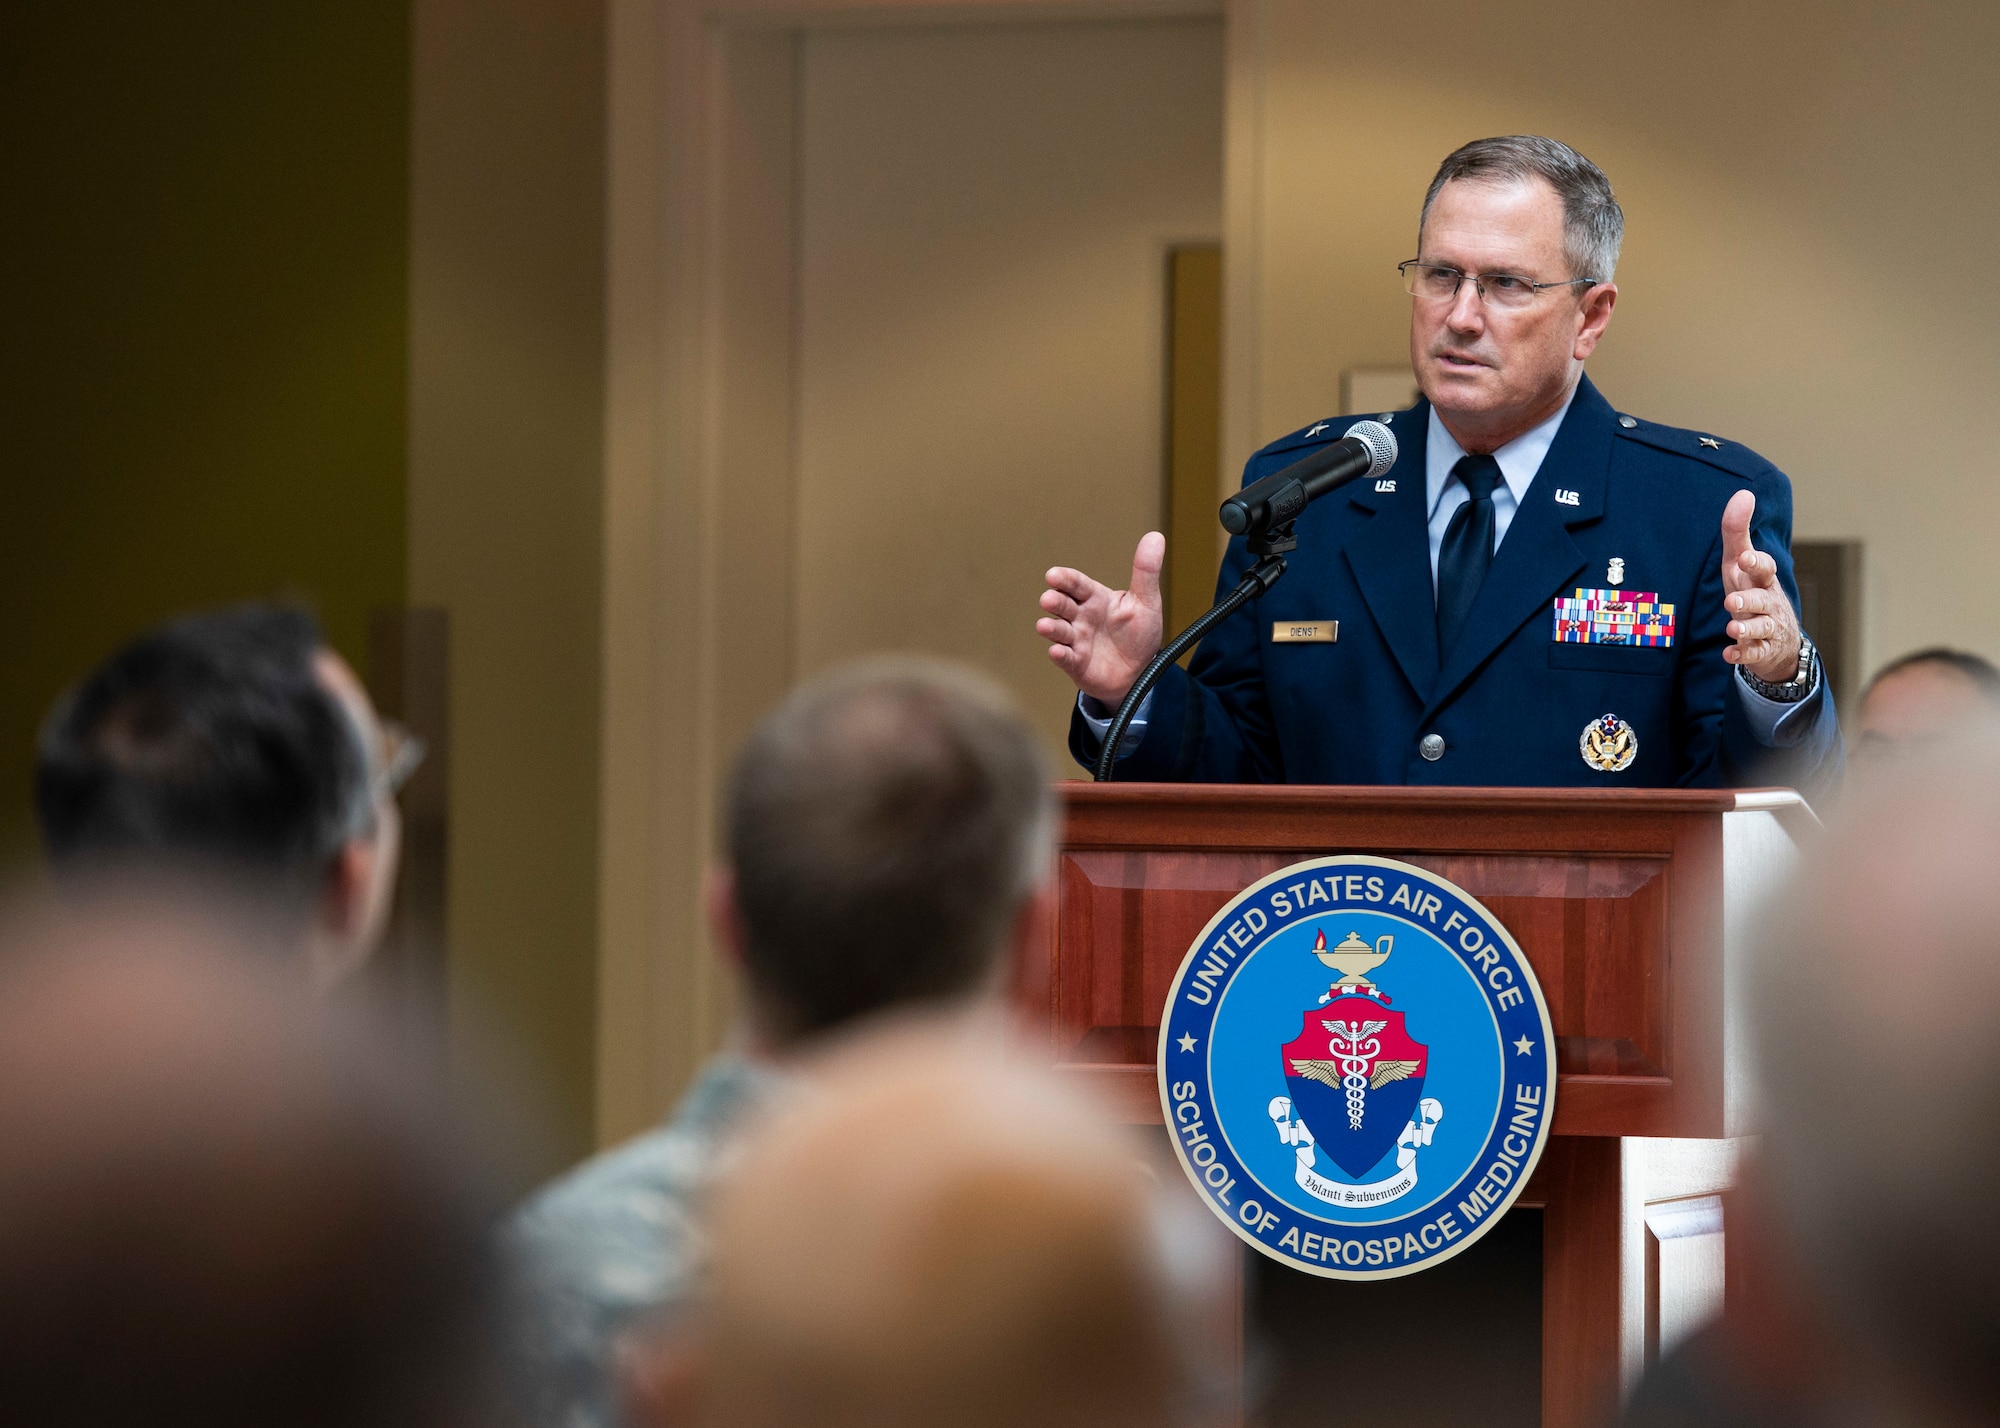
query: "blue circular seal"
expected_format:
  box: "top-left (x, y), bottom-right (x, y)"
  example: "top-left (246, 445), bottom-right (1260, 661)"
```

top-left (1158, 855), bottom-right (1556, 1279)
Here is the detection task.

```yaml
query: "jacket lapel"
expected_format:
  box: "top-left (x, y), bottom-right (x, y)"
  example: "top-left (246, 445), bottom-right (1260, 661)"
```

top-left (1422, 375), bottom-right (1615, 721)
top-left (1342, 405), bottom-right (1439, 699)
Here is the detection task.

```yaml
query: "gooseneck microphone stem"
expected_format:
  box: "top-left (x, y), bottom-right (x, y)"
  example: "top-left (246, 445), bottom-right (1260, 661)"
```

top-left (1092, 553), bottom-right (1290, 783)
top-left (1088, 418), bottom-right (1397, 782)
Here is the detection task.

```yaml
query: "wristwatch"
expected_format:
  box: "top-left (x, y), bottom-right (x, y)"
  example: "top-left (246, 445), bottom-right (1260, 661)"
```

top-left (1739, 634), bottom-right (1817, 703)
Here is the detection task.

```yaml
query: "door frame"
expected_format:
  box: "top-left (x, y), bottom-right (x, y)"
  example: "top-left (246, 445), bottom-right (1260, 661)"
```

top-left (595, 0), bottom-right (1227, 1143)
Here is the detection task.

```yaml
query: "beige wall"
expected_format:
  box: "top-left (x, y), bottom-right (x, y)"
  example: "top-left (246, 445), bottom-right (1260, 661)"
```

top-left (598, 0), bottom-right (2000, 1143)
top-left (411, 0), bottom-right (607, 1179)
top-left (595, 0), bottom-right (1223, 1146)
top-left (794, 20), bottom-right (1225, 760)
top-left (1224, 0), bottom-right (2000, 680)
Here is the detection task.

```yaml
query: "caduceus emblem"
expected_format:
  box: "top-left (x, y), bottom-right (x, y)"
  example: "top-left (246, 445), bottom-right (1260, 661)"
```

top-left (1279, 927), bottom-right (1432, 1178)
top-left (1290, 1019), bottom-right (1420, 1128)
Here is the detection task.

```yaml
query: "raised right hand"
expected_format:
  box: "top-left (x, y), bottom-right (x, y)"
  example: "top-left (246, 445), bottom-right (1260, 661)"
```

top-left (1036, 532), bottom-right (1165, 707)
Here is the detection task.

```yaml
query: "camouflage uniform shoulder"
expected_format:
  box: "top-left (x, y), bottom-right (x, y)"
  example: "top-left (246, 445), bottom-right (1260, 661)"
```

top-left (1609, 411), bottom-right (1785, 487)
top-left (502, 1057), bottom-right (785, 1428)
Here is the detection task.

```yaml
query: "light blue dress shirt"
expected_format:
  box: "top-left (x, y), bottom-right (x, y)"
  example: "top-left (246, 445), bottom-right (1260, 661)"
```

top-left (1423, 392), bottom-right (1573, 587)
top-left (1083, 388), bottom-right (1816, 754)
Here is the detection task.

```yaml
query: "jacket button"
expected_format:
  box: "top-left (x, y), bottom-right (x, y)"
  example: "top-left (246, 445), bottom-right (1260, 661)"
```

top-left (1419, 733), bottom-right (1445, 761)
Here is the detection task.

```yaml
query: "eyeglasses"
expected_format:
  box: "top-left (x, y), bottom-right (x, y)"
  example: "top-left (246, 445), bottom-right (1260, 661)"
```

top-left (1399, 261), bottom-right (1599, 309)
top-left (376, 720), bottom-right (428, 800)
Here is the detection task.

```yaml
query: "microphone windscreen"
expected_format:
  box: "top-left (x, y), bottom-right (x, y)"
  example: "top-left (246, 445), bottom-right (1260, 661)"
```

top-left (1343, 420), bottom-right (1398, 479)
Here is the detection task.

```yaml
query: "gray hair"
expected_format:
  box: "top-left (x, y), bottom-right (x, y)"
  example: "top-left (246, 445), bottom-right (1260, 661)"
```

top-left (1420, 135), bottom-right (1624, 283)
top-left (725, 656), bottom-right (1055, 1042)
top-left (332, 696), bottom-right (381, 846)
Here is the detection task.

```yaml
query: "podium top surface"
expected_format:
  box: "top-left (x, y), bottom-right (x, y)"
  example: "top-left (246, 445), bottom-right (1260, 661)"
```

top-left (1060, 781), bottom-right (1806, 815)
top-left (1057, 782), bottom-right (1814, 851)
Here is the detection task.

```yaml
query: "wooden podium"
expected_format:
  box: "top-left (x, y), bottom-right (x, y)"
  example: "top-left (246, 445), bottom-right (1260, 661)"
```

top-left (1015, 783), bottom-right (1811, 1428)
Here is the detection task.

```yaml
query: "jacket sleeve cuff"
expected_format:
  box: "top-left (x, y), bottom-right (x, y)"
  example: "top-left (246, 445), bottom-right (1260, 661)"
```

top-left (1076, 690), bottom-right (1155, 759)
top-left (1733, 662), bottom-right (1825, 748)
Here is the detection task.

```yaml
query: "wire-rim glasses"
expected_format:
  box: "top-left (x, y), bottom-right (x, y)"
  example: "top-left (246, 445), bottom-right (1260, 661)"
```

top-left (1399, 260), bottom-right (1599, 309)
top-left (375, 720), bottom-right (428, 800)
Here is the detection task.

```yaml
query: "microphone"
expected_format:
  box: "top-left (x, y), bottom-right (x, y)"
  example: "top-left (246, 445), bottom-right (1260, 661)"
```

top-left (1218, 420), bottom-right (1398, 540)
top-left (1094, 418), bottom-right (1397, 781)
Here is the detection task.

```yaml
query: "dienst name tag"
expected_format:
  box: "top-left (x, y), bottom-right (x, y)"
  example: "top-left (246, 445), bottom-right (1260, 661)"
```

top-left (1273, 621), bottom-right (1337, 644)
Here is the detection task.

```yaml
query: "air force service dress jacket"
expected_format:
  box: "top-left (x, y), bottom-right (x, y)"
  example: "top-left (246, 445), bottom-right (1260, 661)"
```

top-left (1069, 375), bottom-right (1842, 790)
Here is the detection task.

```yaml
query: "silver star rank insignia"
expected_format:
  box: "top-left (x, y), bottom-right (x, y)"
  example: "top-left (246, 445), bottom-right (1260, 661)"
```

top-left (1698, 437), bottom-right (1722, 449)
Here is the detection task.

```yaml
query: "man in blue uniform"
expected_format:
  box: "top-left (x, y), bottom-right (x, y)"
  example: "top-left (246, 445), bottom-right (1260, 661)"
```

top-left (1037, 135), bottom-right (1840, 790)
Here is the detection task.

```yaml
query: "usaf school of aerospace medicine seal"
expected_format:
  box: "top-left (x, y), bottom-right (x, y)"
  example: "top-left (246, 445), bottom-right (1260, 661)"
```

top-left (1158, 855), bottom-right (1556, 1279)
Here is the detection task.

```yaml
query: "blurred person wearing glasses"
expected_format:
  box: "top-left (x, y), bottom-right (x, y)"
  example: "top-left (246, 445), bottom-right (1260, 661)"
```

top-left (506, 657), bottom-right (1055, 1428)
top-left (1041, 135), bottom-right (1840, 792)
top-left (34, 603), bottom-right (423, 991)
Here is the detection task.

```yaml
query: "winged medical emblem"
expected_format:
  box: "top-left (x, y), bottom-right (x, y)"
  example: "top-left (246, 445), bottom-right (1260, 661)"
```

top-left (1278, 942), bottom-right (1432, 1178)
top-left (1289, 1057), bottom-right (1421, 1090)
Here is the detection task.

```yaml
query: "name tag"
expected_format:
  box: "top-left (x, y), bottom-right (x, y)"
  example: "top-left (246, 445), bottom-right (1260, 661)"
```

top-left (1273, 621), bottom-right (1337, 644)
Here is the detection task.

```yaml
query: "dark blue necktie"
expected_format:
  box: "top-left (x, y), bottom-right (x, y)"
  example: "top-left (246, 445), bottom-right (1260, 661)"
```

top-left (1435, 454), bottom-right (1503, 660)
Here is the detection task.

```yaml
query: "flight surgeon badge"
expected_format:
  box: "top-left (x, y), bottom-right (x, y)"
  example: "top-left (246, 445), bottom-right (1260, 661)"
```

top-left (1159, 856), bottom-right (1556, 1279)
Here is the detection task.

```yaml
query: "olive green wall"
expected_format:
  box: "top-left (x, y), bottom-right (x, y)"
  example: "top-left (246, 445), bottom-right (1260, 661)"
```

top-left (0, 3), bottom-right (411, 872)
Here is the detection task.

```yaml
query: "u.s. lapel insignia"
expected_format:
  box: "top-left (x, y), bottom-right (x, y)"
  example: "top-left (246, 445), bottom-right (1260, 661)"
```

top-left (1580, 713), bottom-right (1638, 772)
top-left (1606, 557), bottom-right (1625, 586)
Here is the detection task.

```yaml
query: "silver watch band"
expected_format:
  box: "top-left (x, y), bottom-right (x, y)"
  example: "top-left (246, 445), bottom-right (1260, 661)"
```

top-left (1740, 635), bottom-right (1817, 703)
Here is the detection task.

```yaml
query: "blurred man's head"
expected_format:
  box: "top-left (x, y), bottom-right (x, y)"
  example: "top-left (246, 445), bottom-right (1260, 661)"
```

top-left (633, 1027), bottom-right (1233, 1428)
top-left (1753, 732), bottom-right (2000, 1421)
top-left (0, 892), bottom-right (498, 1428)
top-left (1855, 647), bottom-right (2000, 761)
top-left (715, 657), bottom-right (1055, 1048)
top-left (35, 604), bottom-right (413, 989)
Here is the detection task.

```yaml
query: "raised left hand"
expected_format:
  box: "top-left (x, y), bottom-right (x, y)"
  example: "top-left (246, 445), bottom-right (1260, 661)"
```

top-left (1719, 489), bottom-right (1802, 683)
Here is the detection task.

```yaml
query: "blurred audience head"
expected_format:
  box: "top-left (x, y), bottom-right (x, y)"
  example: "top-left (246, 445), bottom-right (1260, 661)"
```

top-left (35, 603), bottom-right (417, 989)
top-left (1855, 646), bottom-right (2000, 762)
top-left (0, 889), bottom-right (499, 1428)
top-left (716, 656), bottom-right (1055, 1047)
top-left (632, 1026), bottom-right (1234, 1428)
top-left (1753, 728), bottom-right (2000, 1422)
